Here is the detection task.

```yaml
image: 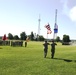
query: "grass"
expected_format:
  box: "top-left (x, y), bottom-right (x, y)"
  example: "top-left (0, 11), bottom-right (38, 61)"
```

top-left (0, 41), bottom-right (76, 75)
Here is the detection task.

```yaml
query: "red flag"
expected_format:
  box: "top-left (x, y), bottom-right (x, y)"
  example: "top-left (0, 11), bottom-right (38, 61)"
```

top-left (2, 34), bottom-right (7, 41)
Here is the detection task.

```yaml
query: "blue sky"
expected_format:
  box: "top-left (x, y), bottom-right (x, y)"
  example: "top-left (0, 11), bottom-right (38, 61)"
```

top-left (0, 0), bottom-right (76, 40)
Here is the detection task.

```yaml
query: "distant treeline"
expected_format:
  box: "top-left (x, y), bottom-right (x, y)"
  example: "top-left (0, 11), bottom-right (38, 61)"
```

top-left (0, 31), bottom-right (45, 41)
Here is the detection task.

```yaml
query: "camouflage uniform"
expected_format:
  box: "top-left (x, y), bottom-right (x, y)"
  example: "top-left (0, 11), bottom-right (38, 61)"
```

top-left (43, 41), bottom-right (50, 58)
top-left (51, 41), bottom-right (57, 58)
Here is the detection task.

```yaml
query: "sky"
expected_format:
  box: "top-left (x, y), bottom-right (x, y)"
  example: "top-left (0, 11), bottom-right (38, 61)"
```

top-left (0, 0), bottom-right (76, 40)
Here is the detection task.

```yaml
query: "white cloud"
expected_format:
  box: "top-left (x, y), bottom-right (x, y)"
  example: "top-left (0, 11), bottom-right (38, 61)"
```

top-left (69, 6), bottom-right (76, 21)
top-left (61, 0), bottom-right (70, 15)
top-left (61, 0), bottom-right (76, 22)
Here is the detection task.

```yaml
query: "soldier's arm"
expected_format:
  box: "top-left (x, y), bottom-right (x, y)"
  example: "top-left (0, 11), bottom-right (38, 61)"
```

top-left (55, 43), bottom-right (57, 45)
top-left (43, 43), bottom-right (45, 46)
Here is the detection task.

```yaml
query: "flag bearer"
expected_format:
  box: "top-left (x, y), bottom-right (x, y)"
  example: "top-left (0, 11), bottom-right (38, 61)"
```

top-left (51, 40), bottom-right (57, 58)
top-left (43, 40), bottom-right (50, 58)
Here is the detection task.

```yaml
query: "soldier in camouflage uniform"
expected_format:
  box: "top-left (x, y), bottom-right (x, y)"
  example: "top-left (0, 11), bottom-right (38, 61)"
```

top-left (43, 41), bottom-right (50, 58)
top-left (51, 40), bottom-right (57, 58)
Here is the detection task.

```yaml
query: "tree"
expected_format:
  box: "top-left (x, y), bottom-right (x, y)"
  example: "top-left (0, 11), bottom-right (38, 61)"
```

top-left (20, 32), bottom-right (27, 40)
top-left (38, 35), bottom-right (45, 41)
top-left (13, 35), bottom-right (19, 40)
top-left (8, 33), bottom-right (13, 40)
top-left (63, 34), bottom-right (70, 42)
top-left (62, 34), bottom-right (70, 45)
top-left (30, 31), bottom-right (34, 41)
top-left (55, 36), bottom-right (60, 42)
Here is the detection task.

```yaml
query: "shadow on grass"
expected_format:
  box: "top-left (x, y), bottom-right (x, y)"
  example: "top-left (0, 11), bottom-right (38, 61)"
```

top-left (53, 58), bottom-right (76, 63)
top-left (0, 47), bottom-right (2, 49)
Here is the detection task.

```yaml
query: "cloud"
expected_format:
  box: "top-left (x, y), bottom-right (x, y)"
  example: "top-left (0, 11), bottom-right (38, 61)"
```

top-left (67, 0), bottom-right (76, 9)
top-left (61, 0), bottom-right (76, 22)
top-left (61, 0), bottom-right (70, 15)
top-left (69, 6), bottom-right (76, 21)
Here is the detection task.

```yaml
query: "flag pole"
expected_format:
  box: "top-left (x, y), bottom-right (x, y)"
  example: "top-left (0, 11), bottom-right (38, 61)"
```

top-left (53, 9), bottom-right (57, 40)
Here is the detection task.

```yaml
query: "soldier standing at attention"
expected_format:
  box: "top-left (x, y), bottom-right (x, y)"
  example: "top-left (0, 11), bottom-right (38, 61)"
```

top-left (51, 40), bottom-right (57, 59)
top-left (43, 40), bottom-right (50, 58)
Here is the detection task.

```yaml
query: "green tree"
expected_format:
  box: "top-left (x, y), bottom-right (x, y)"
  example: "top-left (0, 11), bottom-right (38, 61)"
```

top-left (13, 35), bottom-right (19, 40)
top-left (56, 36), bottom-right (60, 42)
top-left (63, 34), bottom-right (70, 42)
top-left (30, 31), bottom-right (34, 41)
top-left (8, 33), bottom-right (13, 40)
top-left (39, 35), bottom-right (45, 41)
top-left (20, 32), bottom-right (27, 40)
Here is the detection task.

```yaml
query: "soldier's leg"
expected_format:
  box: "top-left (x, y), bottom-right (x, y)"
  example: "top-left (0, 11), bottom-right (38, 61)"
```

top-left (44, 52), bottom-right (46, 58)
top-left (51, 52), bottom-right (53, 58)
top-left (51, 51), bottom-right (54, 58)
top-left (52, 52), bottom-right (54, 58)
top-left (52, 50), bottom-right (55, 58)
top-left (51, 50), bottom-right (53, 58)
top-left (44, 49), bottom-right (47, 58)
top-left (44, 49), bottom-right (46, 58)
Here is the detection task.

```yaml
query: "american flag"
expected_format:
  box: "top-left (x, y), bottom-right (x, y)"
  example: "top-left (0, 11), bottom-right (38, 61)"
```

top-left (47, 30), bottom-right (52, 34)
top-left (45, 24), bottom-right (52, 34)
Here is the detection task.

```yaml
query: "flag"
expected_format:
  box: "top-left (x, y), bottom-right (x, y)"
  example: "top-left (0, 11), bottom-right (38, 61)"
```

top-left (45, 24), bottom-right (51, 31)
top-left (45, 23), bottom-right (52, 34)
top-left (2, 34), bottom-right (7, 41)
top-left (47, 30), bottom-right (52, 34)
top-left (54, 23), bottom-right (58, 33)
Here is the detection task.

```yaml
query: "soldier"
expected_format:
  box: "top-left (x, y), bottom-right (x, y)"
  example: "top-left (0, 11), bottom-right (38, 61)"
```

top-left (51, 40), bottom-right (57, 58)
top-left (43, 40), bottom-right (50, 58)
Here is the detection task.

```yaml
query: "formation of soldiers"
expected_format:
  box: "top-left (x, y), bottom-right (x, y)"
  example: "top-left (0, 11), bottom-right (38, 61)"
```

top-left (0, 40), bottom-right (27, 47)
top-left (43, 40), bottom-right (57, 59)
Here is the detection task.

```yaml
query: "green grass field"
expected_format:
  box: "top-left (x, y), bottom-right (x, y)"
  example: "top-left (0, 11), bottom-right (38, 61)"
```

top-left (0, 41), bottom-right (76, 75)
